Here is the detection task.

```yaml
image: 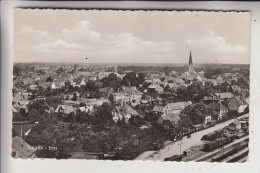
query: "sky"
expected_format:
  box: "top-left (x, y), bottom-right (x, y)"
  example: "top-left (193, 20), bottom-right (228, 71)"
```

top-left (14, 9), bottom-right (250, 64)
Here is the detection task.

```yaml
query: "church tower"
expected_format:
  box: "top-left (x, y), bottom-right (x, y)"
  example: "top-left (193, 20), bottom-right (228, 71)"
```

top-left (73, 64), bottom-right (78, 76)
top-left (188, 50), bottom-right (194, 73)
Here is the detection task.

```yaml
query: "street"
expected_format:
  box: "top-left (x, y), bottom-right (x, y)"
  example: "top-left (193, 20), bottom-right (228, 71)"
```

top-left (135, 114), bottom-right (248, 161)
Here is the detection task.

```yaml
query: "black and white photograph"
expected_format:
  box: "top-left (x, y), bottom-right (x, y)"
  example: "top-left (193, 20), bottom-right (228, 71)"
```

top-left (12, 9), bottom-right (250, 162)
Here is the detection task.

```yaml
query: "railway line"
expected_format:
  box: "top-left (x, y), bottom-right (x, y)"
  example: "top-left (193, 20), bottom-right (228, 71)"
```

top-left (237, 156), bottom-right (248, 163)
top-left (192, 135), bottom-right (248, 162)
top-left (223, 147), bottom-right (248, 162)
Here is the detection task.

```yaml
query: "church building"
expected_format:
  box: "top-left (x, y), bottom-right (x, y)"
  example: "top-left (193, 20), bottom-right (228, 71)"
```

top-left (188, 50), bottom-right (195, 73)
top-left (184, 51), bottom-right (205, 82)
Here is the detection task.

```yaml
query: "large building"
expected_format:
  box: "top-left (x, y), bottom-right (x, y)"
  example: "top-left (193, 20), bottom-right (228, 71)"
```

top-left (188, 50), bottom-right (195, 73)
top-left (184, 51), bottom-right (205, 82)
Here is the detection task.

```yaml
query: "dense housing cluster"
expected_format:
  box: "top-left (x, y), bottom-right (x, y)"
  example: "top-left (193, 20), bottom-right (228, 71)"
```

top-left (12, 52), bottom-right (249, 160)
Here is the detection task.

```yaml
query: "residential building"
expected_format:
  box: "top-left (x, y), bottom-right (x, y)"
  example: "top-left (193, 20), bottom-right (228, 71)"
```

top-left (12, 136), bottom-right (37, 158)
top-left (111, 101), bottom-right (139, 123)
top-left (55, 105), bottom-right (76, 116)
top-left (147, 84), bottom-right (164, 93)
top-left (228, 97), bottom-right (248, 113)
top-left (206, 102), bottom-right (228, 120)
top-left (215, 92), bottom-right (234, 100)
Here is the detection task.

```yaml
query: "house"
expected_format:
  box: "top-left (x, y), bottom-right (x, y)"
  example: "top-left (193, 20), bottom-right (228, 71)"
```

top-left (111, 93), bottom-right (125, 103)
top-left (152, 105), bottom-right (164, 115)
top-left (169, 71), bottom-right (178, 76)
top-left (147, 84), bottom-right (164, 94)
top-left (12, 136), bottom-right (37, 158)
top-left (231, 85), bottom-right (242, 93)
top-left (78, 105), bottom-right (94, 113)
top-left (55, 105), bottom-right (76, 116)
top-left (202, 95), bottom-right (219, 105)
top-left (77, 71), bottom-right (91, 76)
top-left (204, 114), bottom-right (212, 124)
top-left (28, 84), bottom-right (38, 90)
top-left (120, 86), bottom-right (143, 104)
top-left (99, 87), bottom-right (115, 98)
top-left (111, 101), bottom-right (139, 123)
top-left (223, 125), bottom-right (237, 134)
top-left (202, 109), bottom-right (213, 124)
top-left (50, 82), bottom-right (59, 90)
top-left (12, 93), bottom-right (23, 104)
top-left (162, 101), bottom-right (192, 115)
top-left (215, 92), bottom-right (234, 100)
top-left (152, 78), bottom-right (162, 84)
top-left (241, 89), bottom-right (249, 99)
top-left (229, 120), bottom-right (242, 130)
top-left (157, 113), bottom-right (181, 125)
top-left (74, 77), bottom-right (86, 87)
top-left (228, 97), bottom-right (248, 113)
top-left (81, 98), bottom-right (110, 106)
top-left (206, 102), bottom-right (228, 120)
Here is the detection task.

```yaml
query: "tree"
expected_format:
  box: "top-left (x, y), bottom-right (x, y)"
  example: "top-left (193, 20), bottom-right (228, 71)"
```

top-left (137, 73), bottom-right (145, 84)
top-left (211, 111), bottom-right (219, 120)
top-left (186, 81), bottom-right (204, 102)
top-left (28, 100), bottom-right (49, 114)
top-left (85, 80), bottom-right (96, 91)
top-left (46, 76), bottom-right (53, 82)
top-left (56, 68), bottom-right (64, 73)
top-left (203, 81), bottom-right (215, 96)
top-left (181, 103), bottom-right (207, 125)
top-left (13, 65), bottom-right (21, 75)
top-left (79, 102), bottom-right (86, 107)
top-left (176, 85), bottom-right (188, 102)
top-left (129, 116), bottom-right (143, 127)
top-left (122, 72), bottom-right (139, 86)
top-left (72, 93), bottom-right (78, 101)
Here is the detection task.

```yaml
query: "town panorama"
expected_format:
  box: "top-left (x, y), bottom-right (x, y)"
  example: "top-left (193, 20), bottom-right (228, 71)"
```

top-left (12, 51), bottom-right (250, 162)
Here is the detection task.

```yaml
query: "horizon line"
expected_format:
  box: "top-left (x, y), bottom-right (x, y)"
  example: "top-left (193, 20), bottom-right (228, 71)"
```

top-left (13, 62), bottom-right (250, 65)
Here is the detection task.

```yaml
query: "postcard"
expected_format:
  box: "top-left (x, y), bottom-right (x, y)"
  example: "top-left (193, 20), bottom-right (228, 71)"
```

top-left (12, 9), bottom-right (250, 162)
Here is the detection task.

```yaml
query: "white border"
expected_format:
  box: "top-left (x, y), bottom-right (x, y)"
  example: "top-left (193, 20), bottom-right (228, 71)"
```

top-left (1, 1), bottom-right (260, 173)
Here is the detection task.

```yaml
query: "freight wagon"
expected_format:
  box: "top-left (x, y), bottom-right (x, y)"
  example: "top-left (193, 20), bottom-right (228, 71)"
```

top-left (224, 134), bottom-right (236, 143)
top-left (208, 120), bottom-right (217, 127)
top-left (201, 132), bottom-right (218, 141)
top-left (216, 137), bottom-right (228, 148)
top-left (203, 134), bottom-right (235, 152)
top-left (204, 140), bottom-right (219, 152)
top-left (193, 124), bottom-right (204, 131)
top-left (236, 133), bottom-right (247, 139)
top-left (164, 155), bottom-right (182, 162)
top-left (152, 140), bottom-right (164, 150)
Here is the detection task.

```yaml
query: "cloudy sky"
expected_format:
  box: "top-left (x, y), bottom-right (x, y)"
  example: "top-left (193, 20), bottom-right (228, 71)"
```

top-left (14, 9), bottom-right (250, 64)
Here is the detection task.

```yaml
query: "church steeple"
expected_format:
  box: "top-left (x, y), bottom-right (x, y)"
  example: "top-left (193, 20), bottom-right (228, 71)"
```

top-left (73, 64), bottom-right (78, 75)
top-left (188, 50), bottom-right (194, 73)
top-left (189, 50), bottom-right (193, 65)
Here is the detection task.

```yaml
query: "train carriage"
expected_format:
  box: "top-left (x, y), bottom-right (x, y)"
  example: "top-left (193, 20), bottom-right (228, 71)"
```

top-left (201, 132), bottom-right (218, 141)
top-left (216, 137), bottom-right (228, 147)
top-left (204, 140), bottom-right (219, 152)
top-left (224, 134), bottom-right (236, 143)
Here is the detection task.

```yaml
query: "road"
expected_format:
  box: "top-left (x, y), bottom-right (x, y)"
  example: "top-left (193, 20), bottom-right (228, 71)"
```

top-left (135, 114), bottom-right (248, 161)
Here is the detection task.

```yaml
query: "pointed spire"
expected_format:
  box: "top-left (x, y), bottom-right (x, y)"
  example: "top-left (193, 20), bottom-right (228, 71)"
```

top-left (189, 50), bottom-right (193, 65)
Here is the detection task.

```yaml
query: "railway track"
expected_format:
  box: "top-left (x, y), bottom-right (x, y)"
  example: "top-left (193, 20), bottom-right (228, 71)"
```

top-left (237, 156), bottom-right (248, 163)
top-left (223, 147), bottom-right (248, 162)
top-left (227, 149), bottom-right (249, 163)
top-left (192, 136), bottom-right (249, 162)
top-left (209, 142), bottom-right (248, 162)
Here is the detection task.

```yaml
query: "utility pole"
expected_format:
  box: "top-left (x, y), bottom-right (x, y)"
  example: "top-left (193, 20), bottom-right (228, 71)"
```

top-left (20, 123), bottom-right (23, 138)
top-left (179, 140), bottom-right (182, 155)
top-left (178, 131), bottom-right (183, 156)
top-left (221, 133), bottom-right (224, 162)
